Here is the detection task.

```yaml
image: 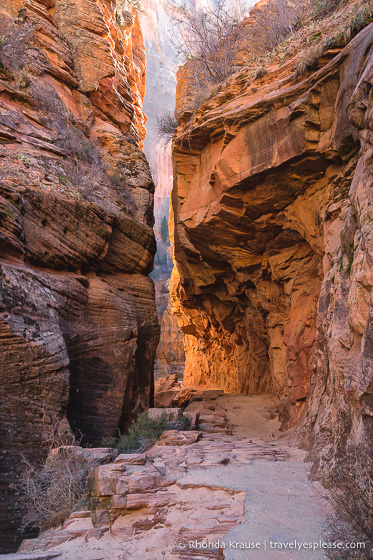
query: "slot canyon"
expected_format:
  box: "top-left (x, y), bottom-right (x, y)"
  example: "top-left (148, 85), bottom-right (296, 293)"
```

top-left (0, 0), bottom-right (372, 558)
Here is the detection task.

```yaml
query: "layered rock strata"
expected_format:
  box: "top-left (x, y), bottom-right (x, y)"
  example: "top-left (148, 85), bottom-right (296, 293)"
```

top-left (154, 278), bottom-right (185, 379)
top-left (0, 0), bottom-right (158, 551)
top-left (12, 396), bottom-right (328, 560)
top-left (14, 398), bottom-right (289, 560)
top-left (171, 20), bottom-right (373, 468)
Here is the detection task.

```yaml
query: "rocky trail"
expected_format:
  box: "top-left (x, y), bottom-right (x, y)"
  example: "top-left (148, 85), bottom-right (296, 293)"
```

top-left (1, 0), bottom-right (372, 556)
top-left (1, 394), bottom-right (329, 560)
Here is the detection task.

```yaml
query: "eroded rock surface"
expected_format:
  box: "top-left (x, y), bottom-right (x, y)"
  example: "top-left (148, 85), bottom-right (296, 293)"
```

top-left (154, 278), bottom-right (185, 379)
top-left (171, 20), bottom-right (373, 468)
top-left (0, 0), bottom-right (158, 551)
top-left (13, 396), bottom-right (328, 560)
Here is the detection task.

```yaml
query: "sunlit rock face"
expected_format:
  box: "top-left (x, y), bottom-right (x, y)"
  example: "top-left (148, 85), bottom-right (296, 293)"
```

top-left (171, 20), bottom-right (373, 468)
top-left (0, 0), bottom-right (159, 551)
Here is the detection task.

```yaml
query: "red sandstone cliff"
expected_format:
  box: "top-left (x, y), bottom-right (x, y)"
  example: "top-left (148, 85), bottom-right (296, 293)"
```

top-left (171, 3), bottom-right (373, 471)
top-left (0, 0), bottom-right (159, 551)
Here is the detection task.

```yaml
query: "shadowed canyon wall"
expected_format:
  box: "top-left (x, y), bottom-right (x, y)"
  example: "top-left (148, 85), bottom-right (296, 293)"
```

top-left (0, 0), bottom-right (159, 551)
top-left (171, 20), bottom-right (373, 468)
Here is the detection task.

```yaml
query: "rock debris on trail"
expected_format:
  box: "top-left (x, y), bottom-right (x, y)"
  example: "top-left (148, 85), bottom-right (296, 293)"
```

top-left (5, 394), bottom-right (329, 560)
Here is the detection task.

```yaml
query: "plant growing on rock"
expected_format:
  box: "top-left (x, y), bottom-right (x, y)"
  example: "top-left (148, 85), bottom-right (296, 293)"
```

top-left (115, 0), bottom-right (145, 27)
top-left (16, 450), bottom-right (96, 533)
top-left (17, 152), bottom-right (31, 168)
top-left (156, 113), bottom-right (179, 142)
top-left (56, 126), bottom-right (108, 200)
top-left (103, 410), bottom-right (192, 453)
top-left (13, 417), bottom-right (98, 533)
top-left (294, 41), bottom-right (327, 77)
top-left (316, 445), bottom-right (373, 559)
top-left (250, 0), bottom-right (312, 53)
top-left (169, 0), bottom-right (248, 86)
top-left (312, 0), bottom-right (347, 18)
top-left (346, 5), bottom-right (373, 40)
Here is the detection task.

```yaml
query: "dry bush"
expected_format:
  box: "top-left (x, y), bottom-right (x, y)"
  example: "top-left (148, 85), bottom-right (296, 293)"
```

top-left (250, 0), bottom-right (312, 54)
top-left (56, 125), bottom-right (138, 210)
top-left (156, 113), bottom-right (179, 142)
top-left (115, 0), bottom-right (145, 27)
top-left (17, 450), bottom-right (96, 532)
top-left (316, 446), bottom-right (373, 560)
top-left (169, 0), bottom-right (249, 86)
top-left (294, 41), bottom-right (327, 77)
top-left (13, 416), bottom-right (97, 533)
top-left (171, 0), bottom-right (313, 112)
top-left (0, 24), bottom-right (34, 74)
top-left (58, 160), bottom-right (102, 201)
top-left (40, 413), bottom-right (76, 449)
top-left (56, 126), bottom-right (108, 200)
top-left (312, 0), bottom-right (347, 18)
top-left (60, 126), bottom-right (101, 165)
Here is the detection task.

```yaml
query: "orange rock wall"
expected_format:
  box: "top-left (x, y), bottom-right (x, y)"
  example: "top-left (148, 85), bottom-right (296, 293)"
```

top-left (171, 23), bottom-right (373, 461)
top-left (154, 277), bottom-right (185, 379)
top-left (0, 0), bottom-right (158, 551)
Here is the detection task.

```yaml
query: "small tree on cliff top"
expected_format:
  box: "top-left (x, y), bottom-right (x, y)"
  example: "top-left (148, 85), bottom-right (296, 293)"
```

top-left (169, 0), bottom-right (249, 85)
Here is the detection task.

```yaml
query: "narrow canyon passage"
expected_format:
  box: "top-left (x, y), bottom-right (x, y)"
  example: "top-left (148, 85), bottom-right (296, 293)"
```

top-left (1, 0), bottom-right (373, 556)
top-left (13, 393), bottom-right (330, 560)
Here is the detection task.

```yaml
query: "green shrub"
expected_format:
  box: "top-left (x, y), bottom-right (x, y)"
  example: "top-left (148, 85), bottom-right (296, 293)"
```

top-left (17, 152), bottom-right (31, 168)
top-left (346, 252), bottom-right (354, 273)
top-left (103, 410), bottom-right (192, 453)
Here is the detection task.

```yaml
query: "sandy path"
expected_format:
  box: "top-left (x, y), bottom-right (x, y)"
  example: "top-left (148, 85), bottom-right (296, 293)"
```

top-left (183, 394), bottom-right (329, 560)
top-left (3, 394), bottom-right (330, 560)
top-left (180, 457), bottom-right (328, 560)
top-left (192, 394), bottom-right (283, 440)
